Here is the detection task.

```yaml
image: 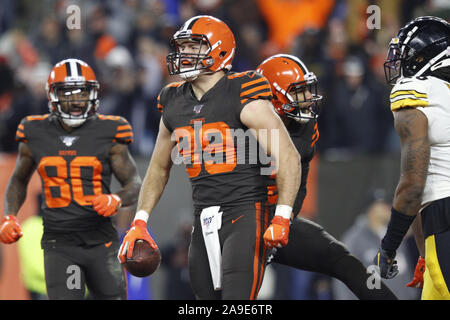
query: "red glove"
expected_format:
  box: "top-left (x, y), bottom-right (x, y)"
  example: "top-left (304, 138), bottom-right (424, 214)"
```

top-left (263, 216), bottom-right (290, 248)
top-left (406, 256), bottom-right (425, 288)
top-left (117, 220), bottom-right (158, 263)
top-left (91, 194), bottom-right (122, 217)
top-left (0, 215), bottom-right (23, 244)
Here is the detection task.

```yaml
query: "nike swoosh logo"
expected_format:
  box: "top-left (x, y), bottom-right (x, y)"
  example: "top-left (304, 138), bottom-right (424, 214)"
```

top-left (232, 215), bottom-right (244, 224)
top-left (105, 241), bottom-right (113, 248)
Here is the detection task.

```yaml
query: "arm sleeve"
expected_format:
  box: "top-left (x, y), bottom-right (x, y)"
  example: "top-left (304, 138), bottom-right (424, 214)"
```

top-left (114, 117), bottom-right (134, 144)
top-left (157, 84), bottom-right (176, 132)
top-left (236, 71), bottom-right (273, 115)
top-left (390, 77), bottom-right (430, 111)
top-left (15, 118), bottom-right (28, 143)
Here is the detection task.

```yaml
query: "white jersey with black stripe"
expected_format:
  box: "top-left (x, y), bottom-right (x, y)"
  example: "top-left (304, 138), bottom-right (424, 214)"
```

top-left (390, 76), bottom-right (450, 207)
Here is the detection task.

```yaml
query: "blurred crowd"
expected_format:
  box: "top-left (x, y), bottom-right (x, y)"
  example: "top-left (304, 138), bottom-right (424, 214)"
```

top-left (0, 0), bottom-right (447, 157)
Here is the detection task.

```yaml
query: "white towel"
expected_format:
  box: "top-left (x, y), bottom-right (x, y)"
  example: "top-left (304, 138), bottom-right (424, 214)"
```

top-left (200, 206), bottom-right (223, 290)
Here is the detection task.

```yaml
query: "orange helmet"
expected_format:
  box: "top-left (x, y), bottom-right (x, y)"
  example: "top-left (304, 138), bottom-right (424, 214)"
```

top-left (46, 58), bottom-right (99, 127)
top-left (167, 15), bottom-right (236, 80)
top-left (256, 54), bottom-right (322, 123)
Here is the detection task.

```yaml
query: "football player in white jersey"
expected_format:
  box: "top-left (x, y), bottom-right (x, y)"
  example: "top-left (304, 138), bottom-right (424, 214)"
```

top-left (374, 16), bottom-right (450, 300)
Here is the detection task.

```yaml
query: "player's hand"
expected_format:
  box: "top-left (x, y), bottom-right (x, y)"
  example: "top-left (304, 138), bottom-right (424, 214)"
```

top-left (117, 220), bottom-right (158, 263)
top-left (373, 248), bottom-right (399, 279)
top-left (91, 194), bottom-right (122, 217)
top-left (406, 256), bottom-right (425, 288)
top-left (263, 216), bottom-right (290, 248)
top-left (0, 215), bottom-right (23, 244)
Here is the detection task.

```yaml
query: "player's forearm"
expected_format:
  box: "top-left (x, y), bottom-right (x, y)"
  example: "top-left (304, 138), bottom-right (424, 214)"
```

top-left (393, 145), bottom-right (429, 216)
top-left (116, 177), bottom-right (141, 207)
top-left (135, 163), bottom-right (171, 219)
top-left (4, 176), bottom-right (28, 216)
top-left (392, 109), bottom-right (429, 216)
top-left (275, 147), bottom-right (301, 214)
top-left (393, 182), bottom-right (425, 216)
top-left (411, 213), bottom-right (425, 257)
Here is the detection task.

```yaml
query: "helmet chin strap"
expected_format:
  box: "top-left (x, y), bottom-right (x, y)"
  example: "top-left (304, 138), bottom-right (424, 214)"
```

top-left (61, 117), bottom-right (86, 127)
top-left (56, 103), bottom-right (93, 127)
top-left (296, 112), bottom-right (312, 124)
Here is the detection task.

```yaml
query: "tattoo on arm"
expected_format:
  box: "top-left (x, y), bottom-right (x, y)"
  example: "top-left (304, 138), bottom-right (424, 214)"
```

top-left (110, 143), bottom-right (142, 207)
top-left (393, 109), bottom-right (429, 215)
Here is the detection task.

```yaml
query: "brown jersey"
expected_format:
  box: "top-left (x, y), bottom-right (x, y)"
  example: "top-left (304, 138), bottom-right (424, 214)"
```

top-left (157, 71), bottom-right (273, 209)
top-left (15, 114), bottom-right (133, 233)
top-left (267, 119), bottom-right (319, 216)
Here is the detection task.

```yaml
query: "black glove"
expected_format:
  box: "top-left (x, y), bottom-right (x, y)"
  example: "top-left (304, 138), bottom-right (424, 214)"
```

top-left (373, 248), bottom-right (399, 279)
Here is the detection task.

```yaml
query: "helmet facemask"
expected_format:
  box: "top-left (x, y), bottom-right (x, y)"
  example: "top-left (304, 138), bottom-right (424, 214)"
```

top-left (48, 82), bottom-right (99, 127)
top-left (279, 73), bottom-right (322, 124)
top-left (166, 32), bottom-right (215, 81)
top-left (384, 37), bottom-right (404, 85)
top-left (384, 18), bottom-right (450, 85)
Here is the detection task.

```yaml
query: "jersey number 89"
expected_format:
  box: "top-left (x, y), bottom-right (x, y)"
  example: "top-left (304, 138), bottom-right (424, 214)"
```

top-left (174, 121), bottom-right (237, 178)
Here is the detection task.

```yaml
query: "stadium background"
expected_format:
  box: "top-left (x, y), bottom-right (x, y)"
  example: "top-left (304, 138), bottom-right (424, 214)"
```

top-left (0, 0), bottom-right (449, 300)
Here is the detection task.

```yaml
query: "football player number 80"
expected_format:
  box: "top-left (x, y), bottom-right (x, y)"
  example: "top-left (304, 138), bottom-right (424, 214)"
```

top-left (37, 156), bottom-right (103, 208)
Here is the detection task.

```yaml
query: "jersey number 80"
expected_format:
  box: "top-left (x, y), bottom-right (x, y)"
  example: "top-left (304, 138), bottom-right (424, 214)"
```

top-left (37, 156), bottom-right (103, 208)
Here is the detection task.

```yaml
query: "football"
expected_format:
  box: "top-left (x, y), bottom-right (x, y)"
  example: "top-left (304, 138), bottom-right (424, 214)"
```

top-left (123, 240), bottom-right (161, 277)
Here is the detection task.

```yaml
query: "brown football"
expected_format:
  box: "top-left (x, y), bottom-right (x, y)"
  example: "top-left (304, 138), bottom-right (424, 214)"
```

top-left (123, 240), bottom-right (161, 277)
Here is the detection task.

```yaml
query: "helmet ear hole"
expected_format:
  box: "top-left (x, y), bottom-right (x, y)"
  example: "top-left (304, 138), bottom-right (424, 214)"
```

top-left (219, 51), bottom-right (227, 58)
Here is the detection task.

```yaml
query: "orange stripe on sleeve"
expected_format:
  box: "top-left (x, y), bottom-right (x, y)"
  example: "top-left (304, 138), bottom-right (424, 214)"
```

top-left (115, 132), bottom-right (133, 138)
top-left (26, 114), bottom-right (49, 121)
top-left (166, 81), bottom-right (185, 88)
top-left (240, 84), bottom-right (271, 97)
top-left (240, 91), bottom-right (272, 104)
top-left (241, 77), bottom-right (267, 89)
top-left (16, 131), bottom-right (25, 138)
top-left (98, 115), bottom-right (121, 121)
top-left (117, 125), bottom-right (132, 131)
top-left (227, 71), bottom-right (250, 79)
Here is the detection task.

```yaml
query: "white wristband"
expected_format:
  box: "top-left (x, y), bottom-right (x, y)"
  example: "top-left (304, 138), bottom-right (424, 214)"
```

top-left (275, 205), bottom-right (292, 220)
top-left (133, 210), bottom-right (149, 223)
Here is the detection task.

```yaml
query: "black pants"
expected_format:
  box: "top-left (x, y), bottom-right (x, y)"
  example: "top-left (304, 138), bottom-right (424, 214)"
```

top-left (421, 197), bottom-right (450, 299)
top-left (271, 217), bottom-right (398, 300)
top-left (43, 240), bottom-right (127, 300)
top-left (189, 201), bottom-right (269, 300)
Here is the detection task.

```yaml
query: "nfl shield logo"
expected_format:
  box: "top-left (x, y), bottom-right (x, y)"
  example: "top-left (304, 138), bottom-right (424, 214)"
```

top-left (193, 104), bottom-right (204, 114)
top-left (60, 136), bottom-right (79, 147)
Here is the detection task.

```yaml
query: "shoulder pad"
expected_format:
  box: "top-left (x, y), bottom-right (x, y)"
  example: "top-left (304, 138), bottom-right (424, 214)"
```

top-left (15, 114), bottom-right (50, 143)
top-left (97, 115), bottom-right (134, 144)
top-left (232, 71), bottom-right (272, 106)
top-left (157, 81), bottom-right (185, 113)
top-left (390, 77), bottom-right (430, 111)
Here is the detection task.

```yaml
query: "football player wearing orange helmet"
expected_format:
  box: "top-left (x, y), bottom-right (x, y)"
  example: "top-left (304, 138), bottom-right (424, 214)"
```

top-left (1, 58), bottom-right (141, 299)
top-left (257, 54), bottom-right (397, 299)
top-left (118, 16), bottom-right (301, 300)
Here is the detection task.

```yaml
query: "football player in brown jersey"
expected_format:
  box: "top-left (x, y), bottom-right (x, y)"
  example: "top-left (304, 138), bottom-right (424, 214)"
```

top-left (118, 15), bottom-right (301, 300)
top-left (0, 58), bottom-right (141, 299)
top-left (257, 54), bottom-right (397, 299)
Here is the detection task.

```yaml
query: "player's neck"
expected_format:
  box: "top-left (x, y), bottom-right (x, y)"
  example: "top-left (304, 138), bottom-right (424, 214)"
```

top-left (190, 71), bottom-right (225, 100)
